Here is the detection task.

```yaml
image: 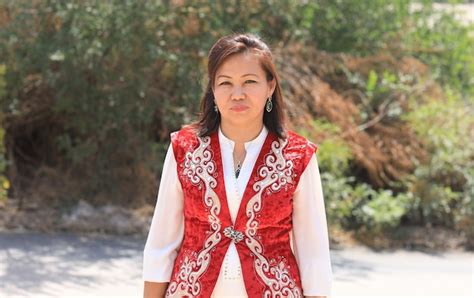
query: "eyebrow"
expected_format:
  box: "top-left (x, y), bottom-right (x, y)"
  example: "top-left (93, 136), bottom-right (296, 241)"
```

top-left (216, 73), bottom-right (258, 79)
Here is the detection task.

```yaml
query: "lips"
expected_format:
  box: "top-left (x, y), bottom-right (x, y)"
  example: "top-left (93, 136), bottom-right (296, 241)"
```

top-left (231, 105), bottom-right (249, 112)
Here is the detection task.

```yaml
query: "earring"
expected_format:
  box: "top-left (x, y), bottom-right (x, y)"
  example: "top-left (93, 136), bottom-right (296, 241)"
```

top-left (214, 104), bottom-right (218, 113)
top-left (265, 97), bottom-right (273, 112)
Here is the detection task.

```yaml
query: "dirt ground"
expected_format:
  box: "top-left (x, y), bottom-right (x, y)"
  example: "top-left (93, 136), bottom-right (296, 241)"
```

top-left (1, 197), bottom-right (470, 253)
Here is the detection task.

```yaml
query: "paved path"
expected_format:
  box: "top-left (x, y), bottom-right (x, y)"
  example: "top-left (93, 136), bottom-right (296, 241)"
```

top-left (1, 231), bottom-right (472, 297)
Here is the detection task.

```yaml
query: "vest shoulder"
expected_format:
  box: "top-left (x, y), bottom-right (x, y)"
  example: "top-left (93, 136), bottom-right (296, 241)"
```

top-left (284, 130), bottom-right (318, 175)
top-left (285, 130), bottom-right (318, 153)
top-left (170, 125), bottom-right (199, 142)
top-left (169, 125), bottom-right (201, 159)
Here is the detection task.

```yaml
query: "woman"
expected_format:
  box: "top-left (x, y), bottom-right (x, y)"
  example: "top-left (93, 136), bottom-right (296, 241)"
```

top-left (143, 33), bottom-right (333, 298)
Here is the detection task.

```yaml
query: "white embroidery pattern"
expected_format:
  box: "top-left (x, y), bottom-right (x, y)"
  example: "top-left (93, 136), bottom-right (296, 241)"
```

top-left (244, 138), bottom-right (302, 297)
top-left (167, 136), bottom-right (222, 297)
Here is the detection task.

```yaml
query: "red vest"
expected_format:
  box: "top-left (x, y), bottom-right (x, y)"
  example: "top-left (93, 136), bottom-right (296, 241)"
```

top-left (166, 126), bottom-right (317, 297)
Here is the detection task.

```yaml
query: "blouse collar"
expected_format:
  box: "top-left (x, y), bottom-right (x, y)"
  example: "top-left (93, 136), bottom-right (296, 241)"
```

top-left (218, 124), bottom-right (268, 151)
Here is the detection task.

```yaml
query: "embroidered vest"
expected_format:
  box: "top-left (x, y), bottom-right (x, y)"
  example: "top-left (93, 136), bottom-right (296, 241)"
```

top-left (166, 125), bottom-right (317, 297)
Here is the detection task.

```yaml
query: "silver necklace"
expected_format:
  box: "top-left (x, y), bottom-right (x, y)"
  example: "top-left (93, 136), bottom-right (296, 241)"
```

top-left (227, 140), bottom-right (254, 179)
top-left (234, 151), bottom-right (246, 179)
top-left (233, 140), bottom-right (256, 179)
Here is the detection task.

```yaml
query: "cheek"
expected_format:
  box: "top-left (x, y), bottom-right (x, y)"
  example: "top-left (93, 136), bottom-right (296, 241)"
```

top-left (213, 87), bottom-right (230, 102)
top-left (249, 84), bottom-right (270, 97)
top-left (251, 88), bottom-right (269, 103)
top-left (256, 97), bottom-right (267, 110)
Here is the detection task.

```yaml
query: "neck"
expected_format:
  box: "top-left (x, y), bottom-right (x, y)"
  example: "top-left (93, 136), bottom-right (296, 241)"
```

top-left (220, 120), bottom-right (264, 144)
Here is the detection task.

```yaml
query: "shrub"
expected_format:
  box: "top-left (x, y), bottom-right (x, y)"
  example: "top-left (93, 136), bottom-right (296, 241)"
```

top-left (0, 64), bottom-right (8, 204)
top-left (402, 88), bottom-right (474, 236)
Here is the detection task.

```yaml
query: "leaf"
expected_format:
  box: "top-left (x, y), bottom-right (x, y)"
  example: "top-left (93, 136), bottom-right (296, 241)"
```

top-left (366, 70), bottom-right (378, 94)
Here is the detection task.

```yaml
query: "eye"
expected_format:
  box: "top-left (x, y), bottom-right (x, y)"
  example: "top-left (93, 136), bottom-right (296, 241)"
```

top-left (219, 81), bottom-right (230, 86)
top-left (245, 80), bottom-right (257, 84)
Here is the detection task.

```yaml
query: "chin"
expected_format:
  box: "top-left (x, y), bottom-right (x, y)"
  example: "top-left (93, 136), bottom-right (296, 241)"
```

top-left (233, 119), bottom-right (262, 128)
top-left (224, 116), bottom-right (249, 124)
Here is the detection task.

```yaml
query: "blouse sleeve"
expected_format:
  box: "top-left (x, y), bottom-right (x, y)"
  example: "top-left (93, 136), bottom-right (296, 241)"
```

top-left (291, 153), bottom-right (333, 296)
top-left (142, 143), bottom-right (184, 282)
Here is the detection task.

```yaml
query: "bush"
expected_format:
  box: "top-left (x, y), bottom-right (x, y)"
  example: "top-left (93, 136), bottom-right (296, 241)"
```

top-left (403, 1), bottom-right (474, 97)
top-left (0, 1), bottom-right (181, 205)
top-left (0, 0), bottom-right (472, 243)
top-left (402, 88), bottom-right (474, 237)
top-left (351, 187), bottom-right (411, 233)
top-left (300, 0), bottom-right (411, 55)
top-left (298, 119), bottom-right (352, 177)
top-left (322, 171), bottom-right (411, 235)
top-left (0, 64), bottom-right (8, 204)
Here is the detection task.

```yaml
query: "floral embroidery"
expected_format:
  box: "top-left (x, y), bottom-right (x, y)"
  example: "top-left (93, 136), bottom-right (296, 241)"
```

top-left (167, 136), bottom-right (222, 297)
top-left (244, 138), bottom-right (302, 297)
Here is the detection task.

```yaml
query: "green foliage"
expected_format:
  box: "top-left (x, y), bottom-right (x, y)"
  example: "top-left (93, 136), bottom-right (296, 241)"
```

top-left (403, 2), bottom-right (474, 97)
top-left (298, 119), bottom-right (353, 177)
top-left (299, 0), bottom-right (411, 54)
top-left (342, 67), bottom-right (415, 121)
top-left (302, 120), bottom-right (409, 234)
top-left (301, 0), bottom-right (474, 98)
top-left (352, 188), bottom-right (411, 233)
top-left (402, 89), bottom-right (474, 233)
top-left (322, 172), bottom-right (411, 234)
top-left (0, 64), bottom-right (8, 203)
top-left (317, 139), bottom-right (353, 178)
top-left (0, 0), bottom-right (472, 245)
top-left (0, 64), bottom-right (5, 99)
top-left (322, 173), bottom-right (358, 228)
top-left (404, 175), bottom-right (462, 226)
top-left (403, 89), bottom-right (473, 171)
top-left (0, 1), bottom-right (174, 201)
top-left (315, 123), bottom-right (352, 177)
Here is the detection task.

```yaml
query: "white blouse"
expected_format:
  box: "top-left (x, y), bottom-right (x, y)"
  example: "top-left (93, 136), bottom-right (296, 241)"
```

top-left (143, 125), bottom-right (333, 297)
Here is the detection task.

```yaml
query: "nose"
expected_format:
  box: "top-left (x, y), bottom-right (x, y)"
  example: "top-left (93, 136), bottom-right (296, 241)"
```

top-left (231, 86), bottom-right (245, 100)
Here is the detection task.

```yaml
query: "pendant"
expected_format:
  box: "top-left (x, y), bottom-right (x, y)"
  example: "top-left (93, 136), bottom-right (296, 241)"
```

top-left (235, 164), bottom-right (241, 178)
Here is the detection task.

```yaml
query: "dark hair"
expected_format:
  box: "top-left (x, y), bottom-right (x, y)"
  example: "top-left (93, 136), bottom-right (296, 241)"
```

top-left (193, 33), bottom-right (287, 139)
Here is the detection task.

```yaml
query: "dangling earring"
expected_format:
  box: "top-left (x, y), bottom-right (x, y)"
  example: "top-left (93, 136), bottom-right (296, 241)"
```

top-left (214, 103), bottom-right (219, 113)
top-left (265, 96), bottom-right (273, 112)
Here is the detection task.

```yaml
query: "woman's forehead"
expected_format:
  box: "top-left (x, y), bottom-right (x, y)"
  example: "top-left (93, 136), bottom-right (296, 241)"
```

top-left (216, 52), bottom-right (265, 78)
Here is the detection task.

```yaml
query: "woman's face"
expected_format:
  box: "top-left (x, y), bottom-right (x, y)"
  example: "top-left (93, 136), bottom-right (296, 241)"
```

top-left (212, 52), bottom-right (275, 127)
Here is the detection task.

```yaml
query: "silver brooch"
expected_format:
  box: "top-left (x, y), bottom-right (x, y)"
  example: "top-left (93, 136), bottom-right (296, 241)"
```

top-left (223, 226), bottom-right (244, 243)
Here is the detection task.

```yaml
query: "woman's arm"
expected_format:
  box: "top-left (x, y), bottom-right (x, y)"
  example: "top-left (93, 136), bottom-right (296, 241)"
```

top-left (142, 143), bottom-right (184, 297)
top-left (292, 154), bottom-right (333, 297)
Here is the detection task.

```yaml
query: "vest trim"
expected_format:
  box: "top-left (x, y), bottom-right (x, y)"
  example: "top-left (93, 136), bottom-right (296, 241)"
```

top-left (167, 135), bottom-right (223, 296)
top-left (243, 137), bottom-right (302, 297)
